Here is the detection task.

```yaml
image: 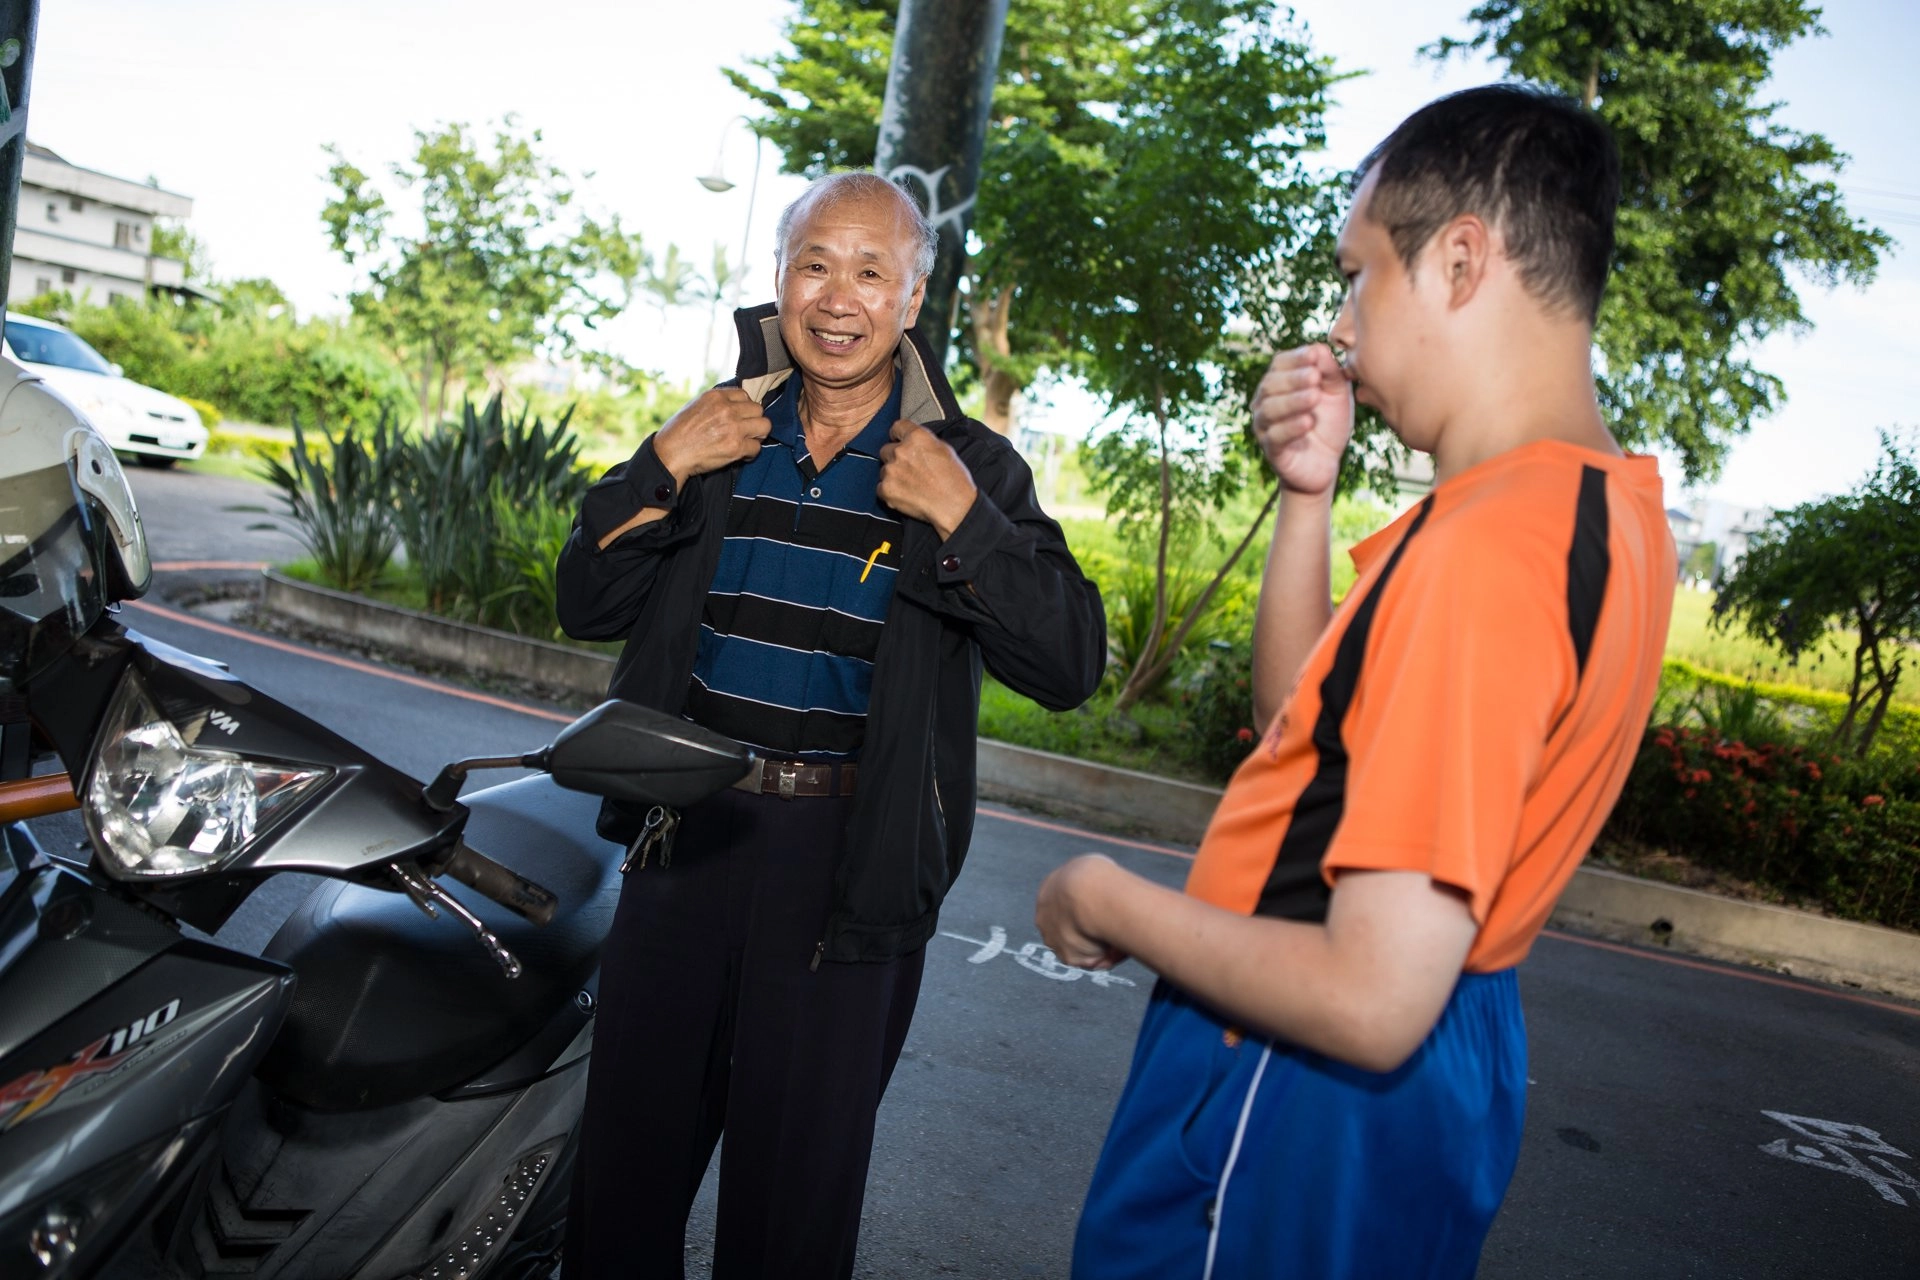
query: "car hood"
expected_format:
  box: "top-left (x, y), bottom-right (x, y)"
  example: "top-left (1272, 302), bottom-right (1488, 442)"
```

top-left (22, 361), bottom-right (200, 423)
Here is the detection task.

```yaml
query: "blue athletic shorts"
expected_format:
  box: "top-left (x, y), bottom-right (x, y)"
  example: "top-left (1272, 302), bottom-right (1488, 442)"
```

top-left (1073, 971), bottom-right (1527, 1279)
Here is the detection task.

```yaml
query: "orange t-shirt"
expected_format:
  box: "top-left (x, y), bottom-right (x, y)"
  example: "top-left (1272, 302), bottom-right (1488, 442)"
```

top-left (1186, 441), bottom-right (1676, 973)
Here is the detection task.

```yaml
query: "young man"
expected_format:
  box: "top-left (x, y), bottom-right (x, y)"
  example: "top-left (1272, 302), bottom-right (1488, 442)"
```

top-left (1035, 86), bottom-right (1676, 1277)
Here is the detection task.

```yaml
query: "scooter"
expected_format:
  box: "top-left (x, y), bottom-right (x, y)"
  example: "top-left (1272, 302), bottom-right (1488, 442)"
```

top-left (0, 361), bottom-right (751, 1279)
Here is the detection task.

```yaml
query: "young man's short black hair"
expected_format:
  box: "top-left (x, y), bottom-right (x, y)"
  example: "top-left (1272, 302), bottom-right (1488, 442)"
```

top-left (1354, 84), bottom-right (1620, 323)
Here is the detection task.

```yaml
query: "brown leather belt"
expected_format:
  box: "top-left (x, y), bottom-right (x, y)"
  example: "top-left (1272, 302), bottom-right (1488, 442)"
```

top-left (731, 758), bottom-right (858, 800)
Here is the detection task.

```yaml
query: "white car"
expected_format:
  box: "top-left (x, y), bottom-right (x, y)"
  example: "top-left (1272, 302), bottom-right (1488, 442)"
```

top-left (2, 310), bottom-right (208, 468)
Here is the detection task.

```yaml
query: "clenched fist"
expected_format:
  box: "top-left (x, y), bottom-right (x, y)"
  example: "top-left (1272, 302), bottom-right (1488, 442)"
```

top-left (1250, 344), bottom-right (1354, 499)
top-left (877, 420), bottom-right (978, 540)
top-left (653, 387), bottom-right (772, 484)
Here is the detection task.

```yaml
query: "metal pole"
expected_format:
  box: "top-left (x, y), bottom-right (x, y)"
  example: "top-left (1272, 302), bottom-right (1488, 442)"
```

top-left (0, 0), bottom-right (39, 341)
top-left (731, 131), bottom-right (763, 313)
top-left (873, 0), bottom-right (1009, 370)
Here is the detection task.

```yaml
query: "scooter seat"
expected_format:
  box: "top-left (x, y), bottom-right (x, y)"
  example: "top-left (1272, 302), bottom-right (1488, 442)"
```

top-left (256, 776), bottom-right (624, 1111)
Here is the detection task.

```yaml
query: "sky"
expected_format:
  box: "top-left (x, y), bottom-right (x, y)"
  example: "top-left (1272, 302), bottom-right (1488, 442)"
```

top-left (28, 0), bottom-right (1920, 513)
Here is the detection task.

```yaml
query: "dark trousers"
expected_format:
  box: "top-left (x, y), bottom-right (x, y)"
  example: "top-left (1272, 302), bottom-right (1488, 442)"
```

top-left (565, 787), bottom-right (926, 1279)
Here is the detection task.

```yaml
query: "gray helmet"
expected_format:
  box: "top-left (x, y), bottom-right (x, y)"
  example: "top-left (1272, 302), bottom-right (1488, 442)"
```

top-left (0, 356), bottom-right (150, 694)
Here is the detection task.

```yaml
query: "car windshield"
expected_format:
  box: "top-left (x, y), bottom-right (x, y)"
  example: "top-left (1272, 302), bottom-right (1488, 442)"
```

top-left (5, 322), bottom-right (114, 376)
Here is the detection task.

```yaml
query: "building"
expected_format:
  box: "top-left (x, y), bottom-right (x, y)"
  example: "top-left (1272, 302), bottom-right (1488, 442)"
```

top-left (8, 142), bottom-right (196, 307)
top-left (1666, 495), bottom-right (1774, 583)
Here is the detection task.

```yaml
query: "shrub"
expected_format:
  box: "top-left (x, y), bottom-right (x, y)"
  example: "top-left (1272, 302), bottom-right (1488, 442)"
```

top-left (1093, 550), bottom-right (1254, 702)
top-left (250, 412), bottom-right (402, 593)
top-left (390, 395), bottom-right (587, 624)
top-left (1180, 640), bottom-right (1258, 783)
top-left (488, 487), bottom-right (576, 641)
top-left (16, 293), bottom-right (411, 429)
top-left (1606, 721), bottom-right (1920, 931)
top-left (180, 396), bottom-right (221, 429)
top-left (1807, 796), bottom-right (1920, 928)
top-left (1608, 725), bottom-right (1830, 889)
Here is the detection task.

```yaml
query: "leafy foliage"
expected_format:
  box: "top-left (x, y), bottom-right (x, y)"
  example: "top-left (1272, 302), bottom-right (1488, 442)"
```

top-left (1430, 0), bottom-right (1889, 481)
top-left (322, 119), bottom-right (647, 427)
top-left (1606, 721), bottom-right (1920, 932)
top-left (389, 395), bottom-right (589, 621)
top-left (1712, 432), bottom-right (1920, 755)
top-left (1180, 639), bottom-right (1261, 783)
top-left (20, 292), bottom-right (411, 429)
top-left (252, 412), bottom-right (403, 593)
top-left (489, 488), bottom-right (578, 641)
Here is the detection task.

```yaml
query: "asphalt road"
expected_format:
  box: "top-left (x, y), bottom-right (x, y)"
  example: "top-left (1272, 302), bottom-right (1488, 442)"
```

top-left (26, 465), bottom-right (1920, 1277)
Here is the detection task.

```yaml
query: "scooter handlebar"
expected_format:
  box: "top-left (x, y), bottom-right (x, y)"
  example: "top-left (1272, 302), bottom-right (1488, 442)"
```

top-left (440, 842), bottom-right (558, 926)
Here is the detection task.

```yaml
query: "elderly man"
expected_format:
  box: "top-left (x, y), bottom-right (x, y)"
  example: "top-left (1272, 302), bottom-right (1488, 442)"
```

top-left (556, 172), bottom-right (1105, 1278)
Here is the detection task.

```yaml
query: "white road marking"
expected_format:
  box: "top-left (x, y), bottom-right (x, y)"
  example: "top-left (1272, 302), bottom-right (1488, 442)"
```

top-left (937, 926), bottom-right (1136, 988)
top-left (1759, 1111), bottom-right (1920, 1206)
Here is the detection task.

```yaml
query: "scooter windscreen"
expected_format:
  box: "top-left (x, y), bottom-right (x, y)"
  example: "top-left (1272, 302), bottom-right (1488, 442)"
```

top-left (0, 458), bottom-right (109, 698)
top-left (0, 367), bottom-right (152, 696)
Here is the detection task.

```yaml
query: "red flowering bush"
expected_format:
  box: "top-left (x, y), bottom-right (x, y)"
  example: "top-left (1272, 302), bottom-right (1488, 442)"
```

top-left (1607, 724), bottom-right (1920, 931)
top-left (1808, 796), bottom-right (1920, 927)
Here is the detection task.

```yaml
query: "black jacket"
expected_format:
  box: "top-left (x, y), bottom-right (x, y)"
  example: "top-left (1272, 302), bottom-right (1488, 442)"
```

top-left (554, 304), bottom-right (1106, 962)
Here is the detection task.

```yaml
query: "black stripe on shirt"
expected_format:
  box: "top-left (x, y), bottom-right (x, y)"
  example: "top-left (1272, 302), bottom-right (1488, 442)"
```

top-left (685, 678), bottom-right (867, 756)
top-left (1256, 497), bottom-right (1434, 923)
top-left (704, 592), bottom-right (886, 664)
top-left (1567, 465), bottom-right (1612, 680)
top-left (726, 490), bottom-right (903, 553)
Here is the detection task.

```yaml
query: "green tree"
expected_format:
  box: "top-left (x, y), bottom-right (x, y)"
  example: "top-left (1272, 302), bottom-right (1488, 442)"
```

top-left (730, 0), bottom-right (1355, 709)
top-left (699, 242), bottom-right (741, 378)
top-left (1429, 0), bottom-right (1889, 482)
top-left (1713, 431), bottom-right (1920, 756)
top-left (643, 241), bottom-right (700, 320)
top-left (150, 219), bottom-right (213, 284)
top-left (321, 119), bottom-right (647, 427)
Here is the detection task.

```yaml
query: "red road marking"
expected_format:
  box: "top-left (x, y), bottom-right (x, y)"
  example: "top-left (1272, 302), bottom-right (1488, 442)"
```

top-left (153, 560), bottom-right (269, 572)
top-left (977, 805), bottom-right (1194, 860)
top-left (123, 599), bottom-right (572, 724)
top-left (1538, 928), bottom-right (1920, 1018)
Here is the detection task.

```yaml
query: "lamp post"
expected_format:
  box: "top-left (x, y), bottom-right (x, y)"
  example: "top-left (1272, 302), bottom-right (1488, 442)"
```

top-left (697, 116), bottom-right (765, 378)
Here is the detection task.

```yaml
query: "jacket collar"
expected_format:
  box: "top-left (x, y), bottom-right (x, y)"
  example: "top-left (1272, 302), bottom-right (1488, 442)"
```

top-left (730, 301), bottom-right (963, 427)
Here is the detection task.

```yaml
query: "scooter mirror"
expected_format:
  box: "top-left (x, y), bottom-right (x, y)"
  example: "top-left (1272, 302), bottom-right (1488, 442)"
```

top-left (542, 700), bottom-right (754, 808)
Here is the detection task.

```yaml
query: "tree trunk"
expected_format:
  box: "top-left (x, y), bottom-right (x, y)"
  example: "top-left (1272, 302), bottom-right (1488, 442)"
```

top-left (970, 279), bottom-right (1021, 436)
top-left (1835, 611), bottom-right (1875, 749)
top-left (1110, 393), bottom-right (1179, 714)
top-left (1113, 484), bottom-right (1280, 712)
top-left (417, 350), bottom-right (434, 434)
top-left (1859, 658), bottom-right (1902, 757)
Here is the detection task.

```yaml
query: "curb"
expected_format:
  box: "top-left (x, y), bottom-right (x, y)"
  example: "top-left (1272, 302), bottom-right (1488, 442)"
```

top-left (1549, 867), bottom-right (1920, 1003)
top-left (260, 570), bottom-right (616, 699)
top-left (256, 571), bottom-right (1920, 1003)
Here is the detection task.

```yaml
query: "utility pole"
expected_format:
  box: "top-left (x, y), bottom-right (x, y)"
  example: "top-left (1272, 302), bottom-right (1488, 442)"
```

top-left (0, 0), bottom-right (35, 338)
top-left (873, 0), bottom-right (1009, 370)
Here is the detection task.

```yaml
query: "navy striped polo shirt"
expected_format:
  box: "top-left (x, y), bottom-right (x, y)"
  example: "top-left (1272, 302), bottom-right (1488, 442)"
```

top-left (685, 372), bottom-right (905, 759)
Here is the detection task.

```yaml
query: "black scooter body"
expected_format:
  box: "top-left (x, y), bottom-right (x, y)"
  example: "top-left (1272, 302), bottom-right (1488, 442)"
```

top-left (1, 623), bottom-right (744, 1279)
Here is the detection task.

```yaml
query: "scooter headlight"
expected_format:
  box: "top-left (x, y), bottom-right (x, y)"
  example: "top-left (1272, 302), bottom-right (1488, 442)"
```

top-left (83, 671), bottom-right (331, 878)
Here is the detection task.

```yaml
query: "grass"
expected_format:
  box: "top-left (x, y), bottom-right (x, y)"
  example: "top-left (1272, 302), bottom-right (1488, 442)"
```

top-left (1665, 585), bottom-right (1920, 710)
top-left (978, 679), bottom-right (1219, 785)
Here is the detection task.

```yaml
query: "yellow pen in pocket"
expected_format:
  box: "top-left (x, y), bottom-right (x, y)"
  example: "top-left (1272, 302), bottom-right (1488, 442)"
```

top-left (860, 540), bottom-right (892, 583)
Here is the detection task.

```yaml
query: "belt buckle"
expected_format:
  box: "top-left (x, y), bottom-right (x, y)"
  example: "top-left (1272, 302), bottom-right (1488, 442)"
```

top-left (775, 762), bottom-right (799, 800)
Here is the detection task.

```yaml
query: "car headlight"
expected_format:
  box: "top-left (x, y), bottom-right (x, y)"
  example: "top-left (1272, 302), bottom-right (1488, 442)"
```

top-left (83, 671), bottom-right (331, 878)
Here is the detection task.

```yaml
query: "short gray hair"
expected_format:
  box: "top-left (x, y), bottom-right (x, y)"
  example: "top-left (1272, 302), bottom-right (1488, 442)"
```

top-left (775, 172), bottom-right (938, 281)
